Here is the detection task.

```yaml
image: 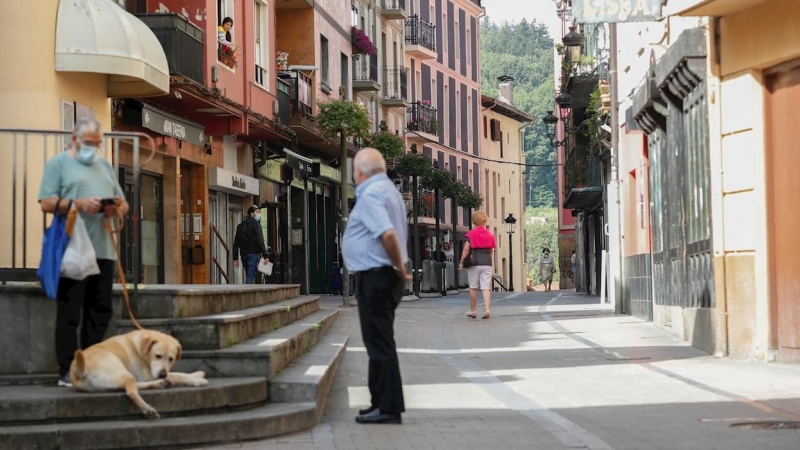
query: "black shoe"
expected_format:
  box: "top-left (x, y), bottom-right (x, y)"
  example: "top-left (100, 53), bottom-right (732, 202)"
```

top-left (57, 374), bottom-right (72, 387)
top-left (355, 408), bottom-right (402, 424)
top-left (358, 406), bottom-right (378, 416)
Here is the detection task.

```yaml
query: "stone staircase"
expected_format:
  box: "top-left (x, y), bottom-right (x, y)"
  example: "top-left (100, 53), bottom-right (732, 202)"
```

top-left (0, 284), bottom-right (347, 449)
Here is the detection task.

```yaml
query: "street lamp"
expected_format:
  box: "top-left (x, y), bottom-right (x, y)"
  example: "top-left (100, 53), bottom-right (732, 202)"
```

top-left (562, 26), bottom-right (585, 61)
top-left (504, 213), bottom-right (517, 292)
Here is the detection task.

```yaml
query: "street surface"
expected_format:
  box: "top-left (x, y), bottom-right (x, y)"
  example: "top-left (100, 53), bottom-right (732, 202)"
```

top-left (200, 290), bottom-right (800, 449)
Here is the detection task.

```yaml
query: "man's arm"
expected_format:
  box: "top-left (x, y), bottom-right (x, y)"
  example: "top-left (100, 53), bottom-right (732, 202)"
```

top-left (254, 221), bottom-right (268, 260)
top-left (232, 225), bottom-right (241, 263)
top-left (380, 229), bottom-right (411, 281)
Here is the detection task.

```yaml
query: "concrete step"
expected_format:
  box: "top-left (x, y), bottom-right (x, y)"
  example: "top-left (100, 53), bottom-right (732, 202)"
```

top-left (117, 296), bottom-right (320, 351)
top-left (0, 401), bottom-right (318, 450)
top-left (270, 333), bottom-right (348, 412)
top-left (0, 377), bottom-right (266, 425)
top-left (120, 284), bottom-right (302, 319)
top-left (175, 308), bottom-right (339, 379)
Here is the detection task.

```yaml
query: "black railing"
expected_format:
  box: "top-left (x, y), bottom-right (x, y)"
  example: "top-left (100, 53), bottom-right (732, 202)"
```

top-left (136, 13), bottom-right (204, 84)
top-left (276, 77), bottom-right (291, 126)
top-left (370, 53), bottom-right (379, 82)
top-left (353, 54), bottom-right (379, 82)
top-left (383, 67), bottom-right (408, 100)
top-left (407, 102), bottom-right (438, 136)
top-left (255, 64), bottom-right (268, 87)
top-left (564, 146), bottom-right (602, 196)
top-left (277, 70), bottom-right (313, 118)
top-left (405, 15), bottom-right (436, 51)
top-left (382, 0), bottom-right (406, 9)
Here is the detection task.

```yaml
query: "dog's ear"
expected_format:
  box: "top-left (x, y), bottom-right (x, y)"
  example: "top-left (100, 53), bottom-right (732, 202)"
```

top-left (176, 345), bottom-right (182, 361)
top-left (141, 335), bottom-right (157, 356)
top-left (72, 350), bottom-right (87, 379)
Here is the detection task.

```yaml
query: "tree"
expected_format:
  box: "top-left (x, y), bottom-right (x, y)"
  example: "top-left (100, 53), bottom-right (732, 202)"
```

top-left (315, 99), bottom-right (371, 142)
top-left (364, 132), bottom-right (404, 159)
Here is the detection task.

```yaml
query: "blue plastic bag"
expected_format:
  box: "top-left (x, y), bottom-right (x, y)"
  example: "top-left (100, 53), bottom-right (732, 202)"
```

top-left (37, 213), bottom-right (70, 300)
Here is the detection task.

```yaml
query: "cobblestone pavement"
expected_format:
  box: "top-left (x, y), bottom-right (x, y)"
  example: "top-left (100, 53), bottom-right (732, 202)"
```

top-left (200, 290), bottom-right (800, 450)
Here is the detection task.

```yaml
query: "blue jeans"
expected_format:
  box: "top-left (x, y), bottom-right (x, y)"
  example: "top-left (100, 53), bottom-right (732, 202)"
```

top-left (242, 253), bottom-right (260, 284)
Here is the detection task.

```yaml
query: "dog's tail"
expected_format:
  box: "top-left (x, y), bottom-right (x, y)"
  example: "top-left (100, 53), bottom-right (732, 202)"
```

top-left (71, 350), bottom-right (87, 379)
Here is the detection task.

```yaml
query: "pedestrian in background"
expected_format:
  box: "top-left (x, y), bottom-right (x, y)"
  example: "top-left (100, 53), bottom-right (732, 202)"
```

top-left (540, 247), bottom-right (556, 292)
top-left (442, 241), bottom-right (454, 262)
top-left (459, 210), bottom-right (496, 319)
top-left (342, 148), bottom-right (411, 425)
top-left (571, 249), bottom-right (577, 290)
top-left (38, 118), bottom-right (129, 387)
top-left (233, 205), bottom-right (269, 284)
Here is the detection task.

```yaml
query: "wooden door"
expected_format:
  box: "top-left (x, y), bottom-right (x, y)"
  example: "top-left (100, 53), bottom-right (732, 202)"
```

top-left (766, 66), bottom-right (800, 362)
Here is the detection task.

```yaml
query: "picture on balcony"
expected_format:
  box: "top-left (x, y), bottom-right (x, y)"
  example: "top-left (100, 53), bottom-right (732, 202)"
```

top-left (351, 26), bottom-right (376, 56)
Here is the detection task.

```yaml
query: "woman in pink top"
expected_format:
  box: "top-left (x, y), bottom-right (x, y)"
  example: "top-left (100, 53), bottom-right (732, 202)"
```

top-left (459, 210), bottom-right (496, 319)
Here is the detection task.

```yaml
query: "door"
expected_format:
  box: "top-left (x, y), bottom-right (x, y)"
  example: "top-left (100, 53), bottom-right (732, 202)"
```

top-left (120, 168), bottom-right (164, 284)
top-left (766, 66), bottom-right (800, 362)
top-left (180, 162), bottom-right (194, 284)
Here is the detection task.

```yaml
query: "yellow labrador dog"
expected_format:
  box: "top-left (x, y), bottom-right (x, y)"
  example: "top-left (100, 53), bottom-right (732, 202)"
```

top-left (70, 330), bottom-right (208, 419)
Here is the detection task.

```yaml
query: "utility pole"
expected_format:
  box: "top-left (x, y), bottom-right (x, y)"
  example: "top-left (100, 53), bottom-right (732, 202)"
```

top-left (608, 23), bottom-right (623, 314)
top-left (340, 128), bottom-right (350, 307)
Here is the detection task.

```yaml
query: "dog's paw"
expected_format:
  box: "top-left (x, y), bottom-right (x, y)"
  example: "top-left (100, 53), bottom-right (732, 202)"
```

top-left (155, 379), bottom-right (169, 389)
top-left (190, 371), bottom-right (206, 379)
top-left (142, 406), bottom-right (160, 419)
top-left (191, 377), bottom-right (209, 387)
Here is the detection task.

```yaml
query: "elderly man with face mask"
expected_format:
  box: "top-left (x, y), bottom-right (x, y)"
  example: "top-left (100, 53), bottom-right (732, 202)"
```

top-left (342, 148), bottom-right (411, 425)
top-left (38, 118), bottom-right (129, 388)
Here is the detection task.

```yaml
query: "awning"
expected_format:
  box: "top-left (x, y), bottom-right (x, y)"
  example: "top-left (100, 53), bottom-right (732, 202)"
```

top-left (563, 186), bottom-right (603, 211)
top-left (55, 0), bottom-right (169, 97)
top-left (666, 0), bottom-right (767, 16)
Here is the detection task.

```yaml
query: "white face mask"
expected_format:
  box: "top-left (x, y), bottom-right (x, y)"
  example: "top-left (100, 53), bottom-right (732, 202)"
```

top-left (254, 213), bottom-right (262, 221)
top-left (77, 145), bottom-right (98, 165)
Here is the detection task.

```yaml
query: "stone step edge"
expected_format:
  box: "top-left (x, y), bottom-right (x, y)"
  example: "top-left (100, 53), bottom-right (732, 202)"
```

top-left (0, 377), bottom-right (267, 426)
top-left (114, 284), bottom-right (302, 296)
top-left (174, 309), bottom-right (340, 379)
top-left (270, 333), bottom-right (348, 408)
top-left (117, 296), bottom-right (321, 326)
top-left (0, 401), bottom-right (318, 450)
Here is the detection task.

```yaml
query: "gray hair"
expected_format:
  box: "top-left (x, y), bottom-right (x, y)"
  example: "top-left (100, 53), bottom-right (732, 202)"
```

top-left (74, 117), bottom-right (102, 141)
top-left (354, 147), bottom-right (386, 176)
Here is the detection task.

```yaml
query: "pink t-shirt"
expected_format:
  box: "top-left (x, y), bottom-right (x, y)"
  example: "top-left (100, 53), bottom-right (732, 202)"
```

top-left (465, 226), bottom-right (496, 249)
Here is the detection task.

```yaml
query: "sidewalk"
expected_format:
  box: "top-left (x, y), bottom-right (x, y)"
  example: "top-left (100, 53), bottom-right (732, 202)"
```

top-left (200, 290), bottom-right (800, 450)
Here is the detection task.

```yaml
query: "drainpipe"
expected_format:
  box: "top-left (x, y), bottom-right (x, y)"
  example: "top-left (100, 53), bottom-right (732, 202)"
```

top-left (609, 23), bottom-right (623, 314)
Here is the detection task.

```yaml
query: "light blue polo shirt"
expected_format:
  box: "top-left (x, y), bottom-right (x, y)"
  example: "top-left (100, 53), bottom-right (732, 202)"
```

top-left (38, 151), bottom-right (125, 261)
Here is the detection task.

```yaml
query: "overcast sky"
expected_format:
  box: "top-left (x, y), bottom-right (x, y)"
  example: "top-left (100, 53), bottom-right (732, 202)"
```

top-left (482, 0), bottom-right (563, 42)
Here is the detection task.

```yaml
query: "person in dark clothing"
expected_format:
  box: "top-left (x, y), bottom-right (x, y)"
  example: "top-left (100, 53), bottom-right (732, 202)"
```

top-left (233, 205), bottom-right (269, 284)
top-left (432, 244), bottom-right (446, 263)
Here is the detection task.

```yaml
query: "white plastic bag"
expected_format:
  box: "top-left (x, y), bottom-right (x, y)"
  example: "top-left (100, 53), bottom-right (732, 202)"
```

top-left (258, 259), bottom-right (273, 276)
top-left (61, 214), bottom-right (100, 280)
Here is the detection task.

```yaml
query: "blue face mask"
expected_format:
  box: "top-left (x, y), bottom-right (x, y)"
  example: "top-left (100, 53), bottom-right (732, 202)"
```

top-left (77, 145), bottom-right (98, 165)
top-left (254, 213), bottom-right (262, 222)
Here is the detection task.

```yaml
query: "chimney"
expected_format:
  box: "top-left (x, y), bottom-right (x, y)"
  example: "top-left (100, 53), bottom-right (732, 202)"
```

top-left (497, 75), bottom-right (515, 105)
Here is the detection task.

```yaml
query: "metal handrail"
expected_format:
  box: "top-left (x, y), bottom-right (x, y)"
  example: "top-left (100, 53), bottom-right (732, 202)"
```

top-left (492, 275), bottom-right (509, 292)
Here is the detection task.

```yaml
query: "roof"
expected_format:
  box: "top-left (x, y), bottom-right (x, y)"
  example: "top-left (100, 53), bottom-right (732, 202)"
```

top-left (480, 95), bottom-right (535, 123)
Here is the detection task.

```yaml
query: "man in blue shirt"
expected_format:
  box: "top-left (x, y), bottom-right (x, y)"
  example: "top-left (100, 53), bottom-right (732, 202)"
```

top-left (342, 148), bottom-right (410, 425)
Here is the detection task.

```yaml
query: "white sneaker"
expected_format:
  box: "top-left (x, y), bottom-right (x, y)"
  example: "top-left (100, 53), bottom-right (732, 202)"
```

top-left (57, 374), bottom-right (73, 387)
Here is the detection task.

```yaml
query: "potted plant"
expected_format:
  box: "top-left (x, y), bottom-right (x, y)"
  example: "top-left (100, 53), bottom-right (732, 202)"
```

top-left (315, 99), bottom-right (371, 143)
top-left (351, 27), bottom-right (376, 56)
top-left (429, 118), bottom-right (439, 135)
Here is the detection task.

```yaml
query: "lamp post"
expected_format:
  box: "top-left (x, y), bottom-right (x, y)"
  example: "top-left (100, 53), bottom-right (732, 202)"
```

top-left (504, 213), bottom-right (517, 292)
top-left (340, 121), bottom-right (350, 307)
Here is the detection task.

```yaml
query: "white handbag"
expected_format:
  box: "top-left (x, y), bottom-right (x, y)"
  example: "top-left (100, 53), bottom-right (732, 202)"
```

top-left (257, 259), bottom-right (273, 276)
top-left (61, 214), bottom-right (100, 280)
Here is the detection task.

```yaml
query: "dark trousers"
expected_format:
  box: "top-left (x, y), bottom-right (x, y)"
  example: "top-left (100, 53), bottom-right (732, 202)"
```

top-left (55, 259), bottom-right (115, 376)
top-left (242, 253), bottom-right (260, 284)
top-left (356, 267), bottom-right (405, 415)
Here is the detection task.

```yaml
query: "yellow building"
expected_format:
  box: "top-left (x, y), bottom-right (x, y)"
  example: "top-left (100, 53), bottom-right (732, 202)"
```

top-left (0, 0), bottom-right (168, 277)
top-left (661, 0), bottom-right (800, 363)
top-left (480, 91), bottom-right (533, 293)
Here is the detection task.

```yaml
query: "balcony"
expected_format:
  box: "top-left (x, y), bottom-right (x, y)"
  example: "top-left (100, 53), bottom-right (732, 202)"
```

top-left (383, 67), bottom-right (409, 108)
top-left (381, 0), bottom-right (408, 20)
top-left (136, 13), bottom-right (204, 84)
top-left (406, 102), bottom-right (438, 139)
top-left (563, 146), bottom-right (602, 211)
top-left (277, 69), bottom-right (315, 132)
top-left (353, 54), bottom-right (380, 92)
top-left (405, 15), bottom-right (436, 60)
top-left (276, 76), bottom-right (291, 127)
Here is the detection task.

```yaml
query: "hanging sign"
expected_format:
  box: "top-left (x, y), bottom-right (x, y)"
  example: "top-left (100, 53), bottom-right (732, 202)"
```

top-left (573, 0), bottom-right (662, 23)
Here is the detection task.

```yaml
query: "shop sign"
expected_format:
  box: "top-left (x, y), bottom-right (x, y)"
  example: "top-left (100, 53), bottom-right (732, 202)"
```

top-left (142, 105), bottom-right (205, 147)
top-left (284, 148), bottom-right (320, 177)
top-left (208, 167), bottom-right (259, 196)
top-left (573, 0), bottom-right (662, 23)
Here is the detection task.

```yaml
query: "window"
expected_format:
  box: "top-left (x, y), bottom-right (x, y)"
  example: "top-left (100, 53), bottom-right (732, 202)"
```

top-left (341, 53), bottom-right (349, 99)
top-left (254, 0), bottom-right (269, 88)
top-left (483, 115), bottom-right (487, 138)
top-left (320, 35), bottom-right (330, 90)
top-left (455, 90), bottom-right (460, 144)
top-left (442, 14), bottom-right (448, 55)
top-left (455, 21), bottom-right (460, 61)
top-left (351, 4), bottom-right (359, 27)
top-left (217, 0), bottom-right (235, 69)
top-left (444, 84), bottom-right (449, 140)
top-left (466, 25), bottom-right (472, 67)
top-left (468, 95), bottom-right (472, 146)
top-left (431, 79), bottom-right (437, 108)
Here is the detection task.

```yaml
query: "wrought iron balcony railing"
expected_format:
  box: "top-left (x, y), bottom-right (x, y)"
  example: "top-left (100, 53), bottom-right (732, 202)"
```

top-left (136, 13), bottom-right (204, 84)
top-left (353, 54), bottom-right (379, 82)
top-left (383, 66), bottom-right (408, 100)
top-left (405, 15), bottom-right (436, 51)
top-left (564, 146), bottom-right (602, 195)
top-left (407, 102), bottom-right (438, 136)
top-left (382, 0), bottom-right (406, 10)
